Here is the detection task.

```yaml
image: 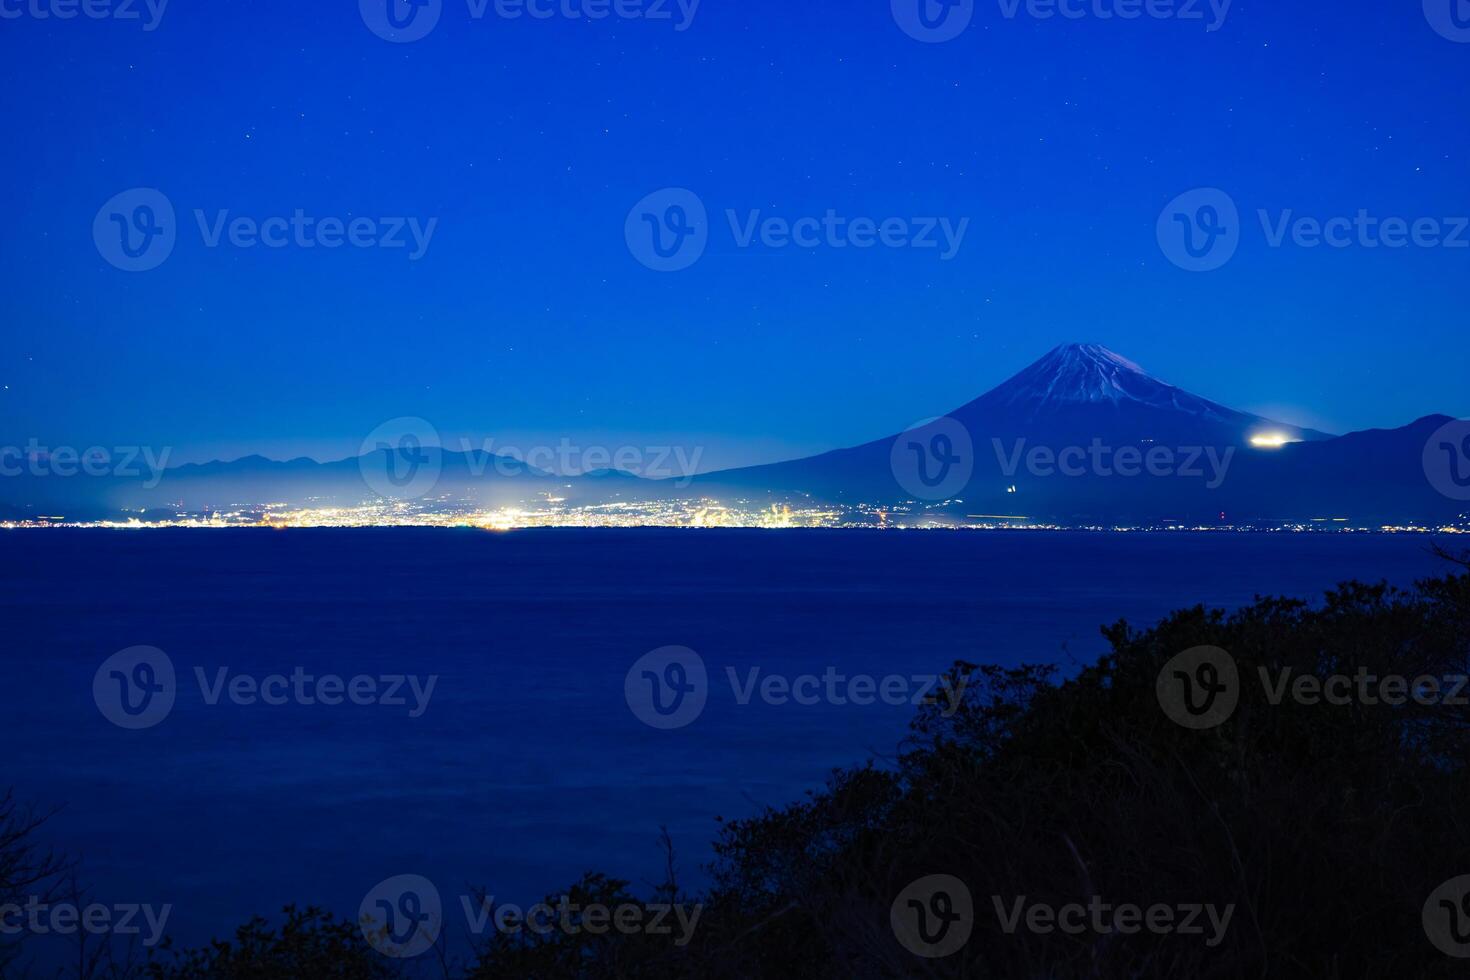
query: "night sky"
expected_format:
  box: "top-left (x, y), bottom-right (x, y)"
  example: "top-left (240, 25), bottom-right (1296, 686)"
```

top-left (2, 0), bottom-right (1467, 471)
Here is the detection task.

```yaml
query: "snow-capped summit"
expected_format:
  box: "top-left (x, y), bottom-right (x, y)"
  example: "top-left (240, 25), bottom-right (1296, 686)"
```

top-left (982, 343), bottom-right (1218, 413)
top-left (1008, 344), bottom-right (1148, 399)
top-left (666, 343), bottom-right (1455, 524)
top-left (950, 343), bottom-right (1332, 445)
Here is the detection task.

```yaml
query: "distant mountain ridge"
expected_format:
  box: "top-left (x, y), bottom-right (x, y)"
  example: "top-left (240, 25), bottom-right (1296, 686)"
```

top-left (688, 344), bottom-right (1458, 524)
top-left (2, 344), bottom-right (1462, 525)
top-left (969, 344), bottom-right (1331, 441)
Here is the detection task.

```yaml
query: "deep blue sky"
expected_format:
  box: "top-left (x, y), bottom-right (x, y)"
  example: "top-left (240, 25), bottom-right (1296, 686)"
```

top-left (2, 0), bottom-right (1467, 470)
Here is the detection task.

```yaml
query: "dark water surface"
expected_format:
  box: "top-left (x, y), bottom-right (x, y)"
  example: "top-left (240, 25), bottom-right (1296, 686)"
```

top-left (0, 528), bottom-right (1454, 955)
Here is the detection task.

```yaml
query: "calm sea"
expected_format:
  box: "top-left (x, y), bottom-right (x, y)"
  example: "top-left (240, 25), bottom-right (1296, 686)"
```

top-left (0, 528), bottom-right (1454, 960)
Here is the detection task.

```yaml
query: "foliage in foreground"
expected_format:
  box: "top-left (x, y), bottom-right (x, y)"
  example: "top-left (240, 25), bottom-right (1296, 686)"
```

top-left (12, 559), bottom-right (1470, 978)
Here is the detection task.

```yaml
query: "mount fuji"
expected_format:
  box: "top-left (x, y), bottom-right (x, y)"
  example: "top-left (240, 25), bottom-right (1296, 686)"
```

top-left (955, 343), bottom-right (1330, 445)
top-left (3, 344), bottom-right (1461, 526)
top-left (692, 344), bottom-right (1458, 524)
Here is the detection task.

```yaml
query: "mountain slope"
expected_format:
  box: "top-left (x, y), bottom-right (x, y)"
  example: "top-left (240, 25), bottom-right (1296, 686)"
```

top-left (955, 343), bottom-right (1330, 444)
top-left (690, 345), bottom-right (1456, 524)
top-left (3, 345), bottom-right (1459, 525)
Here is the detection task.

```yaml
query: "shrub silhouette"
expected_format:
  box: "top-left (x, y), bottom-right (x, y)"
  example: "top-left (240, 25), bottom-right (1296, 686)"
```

top-left (142, 906), bottom-right (395, 979)
top-left (674, 571), bottom-right (1470, 978)
top-left (24, 564), bottom-right (1470, 978)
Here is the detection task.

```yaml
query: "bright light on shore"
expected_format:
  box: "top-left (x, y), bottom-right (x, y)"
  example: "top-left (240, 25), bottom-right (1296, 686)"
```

top-left (1249, 433), bottom-right (1294, 448)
